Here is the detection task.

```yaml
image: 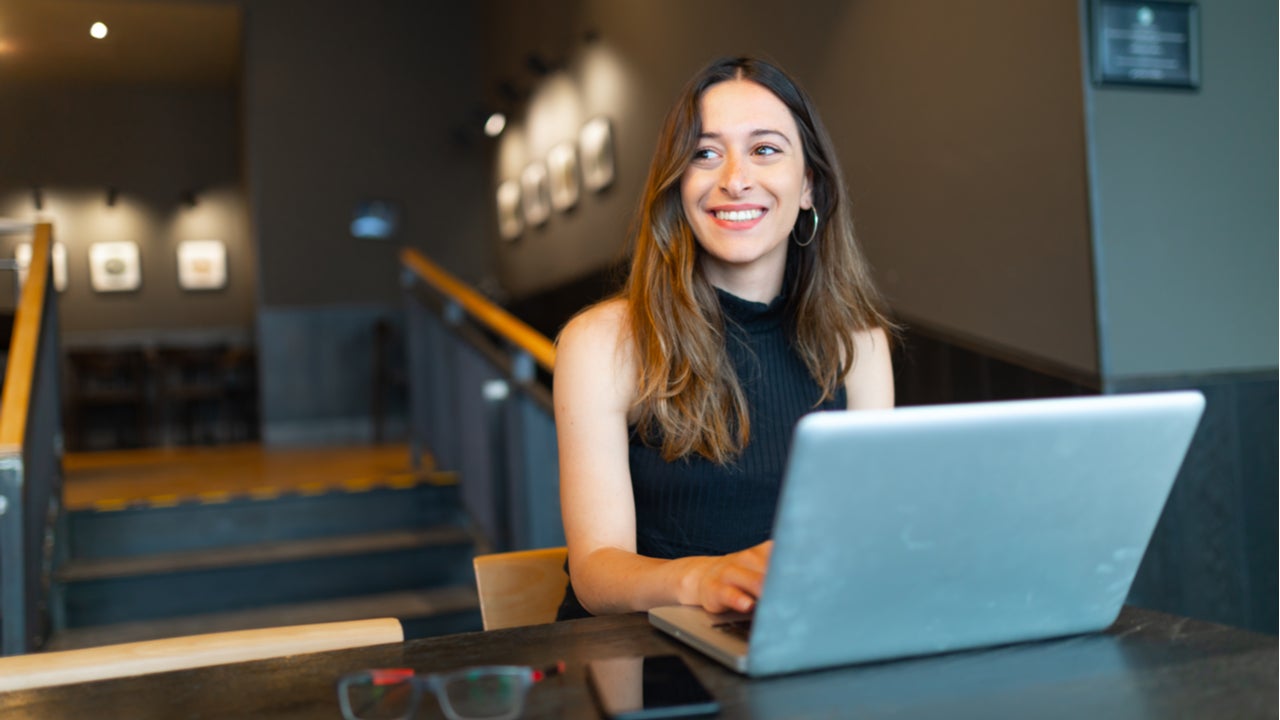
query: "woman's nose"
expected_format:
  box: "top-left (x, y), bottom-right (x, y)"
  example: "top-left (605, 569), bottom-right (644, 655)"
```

top-left (720, 155), bottom-right (751, 196)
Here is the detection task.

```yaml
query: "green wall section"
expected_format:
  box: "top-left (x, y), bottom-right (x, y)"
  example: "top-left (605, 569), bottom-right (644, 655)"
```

top-left (1084, 0), bottom-right (1278, 379)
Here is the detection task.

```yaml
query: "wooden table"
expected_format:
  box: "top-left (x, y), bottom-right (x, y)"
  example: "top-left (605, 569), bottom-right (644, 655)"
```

top-left (1, 606), bottom-right (1275, 719)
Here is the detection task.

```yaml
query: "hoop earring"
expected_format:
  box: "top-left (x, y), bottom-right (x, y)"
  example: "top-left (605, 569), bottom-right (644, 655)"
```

top-left (795, 207), bottom-right (819, 247)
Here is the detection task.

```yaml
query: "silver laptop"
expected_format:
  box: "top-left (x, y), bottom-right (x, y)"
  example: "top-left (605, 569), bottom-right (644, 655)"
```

top-left (649, 391), bottom-right (1205, 677)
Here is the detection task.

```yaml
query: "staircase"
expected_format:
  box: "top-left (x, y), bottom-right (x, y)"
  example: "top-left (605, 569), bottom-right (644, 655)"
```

top-left (47, 462), bottom-right (483, 651)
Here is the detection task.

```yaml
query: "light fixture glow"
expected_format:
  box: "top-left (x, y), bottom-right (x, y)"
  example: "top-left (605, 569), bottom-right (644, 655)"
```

top-left (484, 112), bottom-right (506, 137)
top-left (90, 22), bottom-right (108, 39)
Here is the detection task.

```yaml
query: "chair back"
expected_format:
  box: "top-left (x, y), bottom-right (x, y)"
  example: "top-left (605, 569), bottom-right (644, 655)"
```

top-left (0, 617), bottom-right (403, 691)
top-left (473, 547), bottom-right (568, 631)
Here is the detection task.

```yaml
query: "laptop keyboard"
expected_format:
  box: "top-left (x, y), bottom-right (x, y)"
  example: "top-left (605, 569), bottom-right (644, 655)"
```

top-left (712, 618), bottom-right (753, 641)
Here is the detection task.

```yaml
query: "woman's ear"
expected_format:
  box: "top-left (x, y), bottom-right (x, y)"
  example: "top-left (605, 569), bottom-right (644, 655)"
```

top-left (800, 169), bottom-right (814, 210)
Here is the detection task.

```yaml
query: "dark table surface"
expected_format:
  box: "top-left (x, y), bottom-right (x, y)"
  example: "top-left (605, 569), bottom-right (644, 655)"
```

top-left (1, 605), bottom-right (1275, 719)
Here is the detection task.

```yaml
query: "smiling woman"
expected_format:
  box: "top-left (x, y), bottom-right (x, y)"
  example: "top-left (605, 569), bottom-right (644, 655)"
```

top-left (553, 56), bottom-right (897, 622)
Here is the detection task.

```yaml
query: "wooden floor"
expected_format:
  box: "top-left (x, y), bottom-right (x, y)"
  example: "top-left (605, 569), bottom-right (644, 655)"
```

top-left (62, 443), bottom-right (446, 511)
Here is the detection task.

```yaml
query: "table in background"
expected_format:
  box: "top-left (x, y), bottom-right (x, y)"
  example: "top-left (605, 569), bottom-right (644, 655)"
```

top-left (1, 606), bottom-right (1275, 719)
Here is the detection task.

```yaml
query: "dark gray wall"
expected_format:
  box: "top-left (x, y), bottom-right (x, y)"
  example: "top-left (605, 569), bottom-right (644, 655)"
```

top-left (0, 82), bottom-right (253, 345)
top-left (242, 0), bottom-right (488, 443)
top-left (243, 0), bottom-right (489, 307)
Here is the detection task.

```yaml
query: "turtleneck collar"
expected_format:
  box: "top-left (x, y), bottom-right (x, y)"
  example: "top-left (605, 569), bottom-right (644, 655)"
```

top-left (715, 286), bottom-right (787, 332)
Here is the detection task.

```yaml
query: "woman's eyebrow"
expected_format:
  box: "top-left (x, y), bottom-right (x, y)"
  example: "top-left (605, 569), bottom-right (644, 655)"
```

top-left (698, 128), bottom-right (793, 145)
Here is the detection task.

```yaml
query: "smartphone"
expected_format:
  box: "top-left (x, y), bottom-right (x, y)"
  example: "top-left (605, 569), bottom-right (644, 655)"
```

top-left (586, 654), bottom-right (720, 719)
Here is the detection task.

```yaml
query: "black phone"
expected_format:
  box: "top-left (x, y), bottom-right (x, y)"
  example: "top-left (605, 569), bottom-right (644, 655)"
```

top-left (586, 654), bottom-right (720, 719)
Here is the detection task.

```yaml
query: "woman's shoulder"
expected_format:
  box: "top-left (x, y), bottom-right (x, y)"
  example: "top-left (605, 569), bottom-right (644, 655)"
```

top-left (558, 297), bottom-right (630, 352)
top-left (554, 297), bottom-right (638, 412)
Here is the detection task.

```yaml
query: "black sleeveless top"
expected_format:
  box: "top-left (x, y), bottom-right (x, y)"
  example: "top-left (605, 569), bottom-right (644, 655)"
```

top-left (556, 289), bottom-right (847, 620)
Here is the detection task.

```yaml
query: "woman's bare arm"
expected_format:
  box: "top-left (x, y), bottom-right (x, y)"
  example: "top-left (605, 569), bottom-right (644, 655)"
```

top-left (845, 326), bottom-right (895, 409)
top-left (555, 300), bottom-right (766, 615)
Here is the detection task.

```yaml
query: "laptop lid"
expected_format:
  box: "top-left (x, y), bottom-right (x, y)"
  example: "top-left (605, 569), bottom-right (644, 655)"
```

top-left (652, 391), bottom-right (1205, 677)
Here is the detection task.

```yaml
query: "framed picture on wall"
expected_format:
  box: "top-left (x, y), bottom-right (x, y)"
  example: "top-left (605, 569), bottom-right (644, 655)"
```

top-left (579, 116), bottom-right (616, 192)
top-left (496, 179), bottom-right (523, 241)
top-left (547, 141), bottom-right (581, 212)
top-left (15, 241), bottom-right (68, 292)
top-left (88, 241), bottom-right (141, 293)
top-left (1090, 0), bottom-right (1199, 88)
top-left (521, 161), bottom-right (551, 227)
top-left (177, 239), bottom-right (228, 290)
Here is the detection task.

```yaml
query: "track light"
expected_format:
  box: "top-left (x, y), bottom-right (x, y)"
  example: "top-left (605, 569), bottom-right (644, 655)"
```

top-left (32, 186), bottom-right (43, 211)
top-left (106, 186), bottom-right (119, 206)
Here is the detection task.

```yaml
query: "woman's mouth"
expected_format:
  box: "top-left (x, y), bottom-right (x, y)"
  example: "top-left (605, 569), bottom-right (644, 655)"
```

top-left (713, 208), bottom-right (764, 222)
top-left (710, 207), bottom-right (766, 229)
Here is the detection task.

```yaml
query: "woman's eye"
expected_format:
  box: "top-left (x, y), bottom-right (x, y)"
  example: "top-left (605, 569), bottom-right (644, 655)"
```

top-left (692, 147), bottom-right (719, 161)
top-left (754, 145), bottom-right (780, 156)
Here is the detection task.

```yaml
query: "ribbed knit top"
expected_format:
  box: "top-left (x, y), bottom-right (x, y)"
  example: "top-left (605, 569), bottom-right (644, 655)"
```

top-left (631, 288), bottom-right (847, 559)
top-left (557, 288), bottom-right (846, 620)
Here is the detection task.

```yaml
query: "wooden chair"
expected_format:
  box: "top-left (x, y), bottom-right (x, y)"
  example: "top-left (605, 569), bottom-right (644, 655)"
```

top-left (473, 547), bottom-right (569, 631)
top-left (0, 617), bottom-right (402, 692)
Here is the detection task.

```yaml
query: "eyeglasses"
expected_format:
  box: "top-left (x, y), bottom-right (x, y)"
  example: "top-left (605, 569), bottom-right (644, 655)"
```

top-left (337, 661), bottom-right (565, 720)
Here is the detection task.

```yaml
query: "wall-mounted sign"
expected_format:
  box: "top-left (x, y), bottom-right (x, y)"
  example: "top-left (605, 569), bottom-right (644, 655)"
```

top-left (177, 239), bottom-right (227, 290)
top-left (89, 241), bottom-right (141, 293)
top-left (15, 241), bottom-right (68, 292)
top-left (547, 141), bottom-right (581, 212)
top-left (1091, 0), bottom-right (1199, 89)
top-left (579, 117), bottom-right (616, 192)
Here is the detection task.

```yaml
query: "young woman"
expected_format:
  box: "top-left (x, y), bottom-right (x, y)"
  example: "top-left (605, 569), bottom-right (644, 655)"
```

top-left (554, 57), bottom-right (895, 619)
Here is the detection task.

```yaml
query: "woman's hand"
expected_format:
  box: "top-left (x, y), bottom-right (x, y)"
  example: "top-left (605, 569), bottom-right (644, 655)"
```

top-left (689, 540), bottom-right (773, 614)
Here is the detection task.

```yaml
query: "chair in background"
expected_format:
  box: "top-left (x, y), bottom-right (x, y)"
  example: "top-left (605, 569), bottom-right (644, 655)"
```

top-left (64, 348), bottom-right (154, 451)
top-left (473, 547), bottom-right (568, 631)
top-left (0, 617), bottom-right (403, 692)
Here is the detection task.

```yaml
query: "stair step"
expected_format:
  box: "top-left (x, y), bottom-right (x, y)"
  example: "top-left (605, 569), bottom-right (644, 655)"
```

top-left (57, 527), bottom-right (478, 627)
top-left (58, 527), bottom-right (473, 582)
top-left (44, 585), bottom-right (482, 651)
top-left (67, 480), bottom-right (463, 560)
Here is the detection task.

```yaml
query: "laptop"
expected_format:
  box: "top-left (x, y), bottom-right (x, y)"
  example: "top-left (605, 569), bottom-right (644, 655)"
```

top-left (649, 391), bottom-right (1205, 677)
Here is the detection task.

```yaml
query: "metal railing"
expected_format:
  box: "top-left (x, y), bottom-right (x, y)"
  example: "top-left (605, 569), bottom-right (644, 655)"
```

top-left (0, 222), bottom-right (64, 655)
top-left (400, 249), bottom-right (562, 553)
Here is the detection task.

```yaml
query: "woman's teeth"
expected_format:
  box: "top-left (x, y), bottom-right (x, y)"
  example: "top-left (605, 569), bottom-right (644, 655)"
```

top-left (714, 209), bottom-right (763, 222)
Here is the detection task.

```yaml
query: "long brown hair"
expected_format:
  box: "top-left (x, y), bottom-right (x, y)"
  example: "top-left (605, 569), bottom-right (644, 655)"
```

top-left (621, 56), bottom-right (894, 464)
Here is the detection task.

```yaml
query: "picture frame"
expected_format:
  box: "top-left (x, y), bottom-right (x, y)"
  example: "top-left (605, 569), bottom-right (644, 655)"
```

top-left (546, 141), bottom-right (581, 212)
top-left (521, 161), bottom-right (552, 227)
top-left (88, 241), bottom-right (141, 293)
top-left (1090, 0), bottom-right (1199, 89)
top-left (177, 239), bottom-right (228, 291)
top-left (496, 179), bottom-right (523, 241)
top-left (15, 241), bottom-right (68, 292)
top-left (579, 116), bottom-right (616, 192)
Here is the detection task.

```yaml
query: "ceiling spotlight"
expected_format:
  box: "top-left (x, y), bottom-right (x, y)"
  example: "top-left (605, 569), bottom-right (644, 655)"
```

top-left (106, 187), bottom-right (119, 207)
top-left (484, 112), bottom-right (506, 137)
top-left (90, 22), bottom-right (109, 40)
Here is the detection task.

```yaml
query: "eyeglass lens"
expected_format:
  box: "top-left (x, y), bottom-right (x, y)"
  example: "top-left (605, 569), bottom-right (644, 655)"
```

top-left (343, 669), bottom-right (530, 720)
top-left (441, 670), bottom-right (526, 720)
top-left (343, 677), bottom-right (416, 720)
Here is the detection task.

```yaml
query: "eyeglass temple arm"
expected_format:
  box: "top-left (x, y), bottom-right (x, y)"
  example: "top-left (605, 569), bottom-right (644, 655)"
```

top-left (531, 660), bottom-right (566, 682)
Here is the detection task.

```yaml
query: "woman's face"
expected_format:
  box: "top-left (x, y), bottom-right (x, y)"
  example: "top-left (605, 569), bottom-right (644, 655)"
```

top-left (680, 79), bottom-right (812, 299)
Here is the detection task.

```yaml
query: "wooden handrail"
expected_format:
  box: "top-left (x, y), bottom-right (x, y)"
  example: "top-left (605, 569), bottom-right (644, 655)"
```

top-left (400, 248), bottom-right (556, 372)
top-left (0, 222), bottom-right (52, 453)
